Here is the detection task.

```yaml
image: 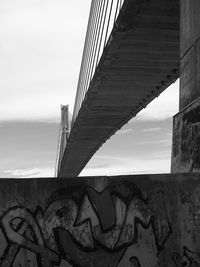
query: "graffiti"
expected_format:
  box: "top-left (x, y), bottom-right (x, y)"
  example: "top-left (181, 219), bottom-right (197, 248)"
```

top-left (0, 182), bottom-right (171, 267)
top-left (182, 105), bottom-right (200, 171)
top-left (172, 101), bottom-right (200, 172)
top-left (172, 247), bottom-right (200, 267)
top-left (149, 191), bottom-right (172, 251)
top-left (129, 256), bottom-right (141, 267)
top-left (0, 207), bottom-right (59, 267)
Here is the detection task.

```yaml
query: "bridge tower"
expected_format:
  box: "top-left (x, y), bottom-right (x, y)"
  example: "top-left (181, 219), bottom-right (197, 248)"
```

top-left (172, 1), bottom-right (200, 172)
top-left (55, 105), bottom-right (70, 176)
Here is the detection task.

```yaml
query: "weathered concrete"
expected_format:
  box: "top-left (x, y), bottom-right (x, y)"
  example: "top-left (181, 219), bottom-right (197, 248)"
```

top-left (59, 0), bottom-right (180, 177)
top-left (172, 0), bottom-right (200, 172)
top-left (180, 0), bottom-right (200, 109)
top-left (172, 97), bottom-right (200, 172)
top-left (1, 173), bottom-right (200, 266)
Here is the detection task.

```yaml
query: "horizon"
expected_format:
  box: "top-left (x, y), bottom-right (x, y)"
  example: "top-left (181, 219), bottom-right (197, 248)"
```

top-left (0, 0), bottom-right (179, 178)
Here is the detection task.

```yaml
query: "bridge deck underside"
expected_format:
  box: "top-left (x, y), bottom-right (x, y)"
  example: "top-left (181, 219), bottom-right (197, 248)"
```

top-left (59, 0), bottom-right (180, 177)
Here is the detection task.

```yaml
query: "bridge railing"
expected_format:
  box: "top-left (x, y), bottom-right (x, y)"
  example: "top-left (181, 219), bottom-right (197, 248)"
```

top-left (72, 0), bottom-right (124, 126)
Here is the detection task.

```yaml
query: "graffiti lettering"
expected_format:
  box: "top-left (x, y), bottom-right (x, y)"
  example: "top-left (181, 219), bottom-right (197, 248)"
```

top-left (0, 182), bottom-right (171, 267)
top-left (172, 247), bottom-right (200, 267)
top-left (129, 256), bottom-right (141, 267)
top-left (0, 207), bottom-right (59, 267)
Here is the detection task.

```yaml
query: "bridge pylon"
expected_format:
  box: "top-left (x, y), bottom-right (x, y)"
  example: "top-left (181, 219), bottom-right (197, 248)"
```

top-left (172, 1), bottom-right (200, 172)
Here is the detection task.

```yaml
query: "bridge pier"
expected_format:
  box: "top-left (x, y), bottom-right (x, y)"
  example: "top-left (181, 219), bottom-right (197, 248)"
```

top-left (171, 0), bottom-right (200, 172)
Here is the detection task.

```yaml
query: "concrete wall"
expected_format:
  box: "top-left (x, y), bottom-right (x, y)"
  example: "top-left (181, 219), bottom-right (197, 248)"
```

top-left (0, 174), bottom-right (200, 267)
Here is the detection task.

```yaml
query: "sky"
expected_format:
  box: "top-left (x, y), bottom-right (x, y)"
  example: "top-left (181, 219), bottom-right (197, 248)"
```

top-left (0, 0), bottom-right (179, 178)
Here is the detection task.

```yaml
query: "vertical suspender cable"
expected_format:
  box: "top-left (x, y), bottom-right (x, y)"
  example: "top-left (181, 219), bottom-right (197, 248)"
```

top-left (114, 0), bottom-right (120, 23)
top-left (84, 0), bottom-right (106, 99)
top-left (72, 0), bottom-right (125, 126)
top-left (90, 0), bottom-right (108, 82)
top-left (103, 0), bottom-right (114, 51)
top-left (77, 0), bottom-right (99, 118)
top-left (81, 0), bottom-right (103, 104)
top-left (72, 0), bottom-right (96, 125)
top-left (77, 0), bottom-right (99, 115)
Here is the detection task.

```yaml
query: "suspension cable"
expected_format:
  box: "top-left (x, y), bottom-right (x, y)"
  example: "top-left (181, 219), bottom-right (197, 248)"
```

top-left (72, 0), bottom-right (124, 126)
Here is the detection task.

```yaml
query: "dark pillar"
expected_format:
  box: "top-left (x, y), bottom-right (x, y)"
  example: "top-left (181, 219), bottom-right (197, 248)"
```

top-left (171, 0), bottom-right (200, 172)
top-left (55, 105), bottom-right (70, 177)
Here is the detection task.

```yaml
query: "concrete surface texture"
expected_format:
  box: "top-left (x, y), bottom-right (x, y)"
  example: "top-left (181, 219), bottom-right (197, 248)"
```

top-left (180, 0), bottom-right (200, 110)
top-left (172, 97), bottom-right (200, 173)
top-left (0, 174), bottom-right (200, 266)
top-left (172, 0), bottom-right (200, 172)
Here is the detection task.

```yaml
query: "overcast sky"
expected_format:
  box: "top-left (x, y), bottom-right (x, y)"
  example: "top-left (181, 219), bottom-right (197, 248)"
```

top-left (0, 0), bottom-right (179, 178)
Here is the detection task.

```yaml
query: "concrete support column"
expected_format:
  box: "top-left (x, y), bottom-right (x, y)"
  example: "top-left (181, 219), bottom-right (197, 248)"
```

top-left (171, 0), bottom-right (200, 172)
top-left (180, 0), bottom-right (200, 109)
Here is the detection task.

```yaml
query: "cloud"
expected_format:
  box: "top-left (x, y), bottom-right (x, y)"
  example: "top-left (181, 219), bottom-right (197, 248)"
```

top-left (142, 127), bottom-right (161, 133)
top-left (0, 0), bottom-right (179, 123)
top-left (151, 150), bottom-right (172, 159)
top-left (81, 155), bottom-right (170, 177)
top-left (4, 167), bottom-right (55, 178)
top-left (0, 1), bottom-right (179, 179)
top-left (137, 139), bottom-right (171, 146)
top-left (135, 80), bottom-right (179, 121)
top-left (116, 129), bottom-right (133, 135)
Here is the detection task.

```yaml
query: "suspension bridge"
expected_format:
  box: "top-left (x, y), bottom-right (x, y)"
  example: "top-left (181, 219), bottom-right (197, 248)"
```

top-left (57, 0), bottom-right (180, 177)
top-left (2, 2), bottom-right (200, 266)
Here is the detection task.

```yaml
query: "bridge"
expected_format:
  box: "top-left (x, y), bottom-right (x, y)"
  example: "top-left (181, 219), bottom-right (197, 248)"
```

top-left (2, 1), bottom-right (200, 266)
top-left (57, 0), bottom-right (180, 177)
